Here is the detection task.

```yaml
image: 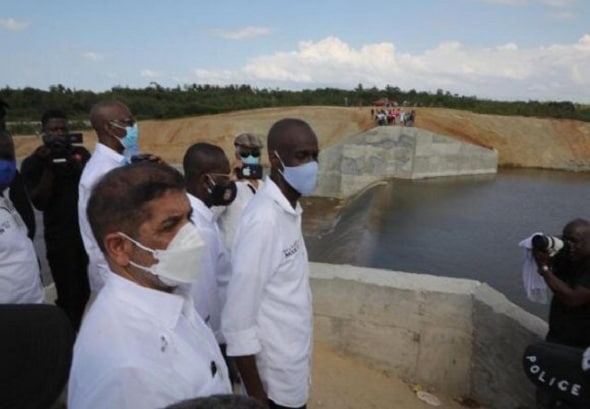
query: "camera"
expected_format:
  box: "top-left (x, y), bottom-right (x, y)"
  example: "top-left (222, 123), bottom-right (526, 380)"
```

top-left (237, 164), bottom-right (263, 180)
top-left (67, 132), bottom-right (83, 144)
top-left (532, 234), bottom-right (565, 256)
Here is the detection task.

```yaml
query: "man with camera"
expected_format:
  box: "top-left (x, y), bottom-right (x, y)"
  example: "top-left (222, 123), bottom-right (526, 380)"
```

top-left (216, 133), bottom-right (265, 254)
top-left (533, 219), bottom-right (590, 349)
top-left (532, 219), bottom-right (590, 408)
top-left (21, 109), bottom-right (90, 330)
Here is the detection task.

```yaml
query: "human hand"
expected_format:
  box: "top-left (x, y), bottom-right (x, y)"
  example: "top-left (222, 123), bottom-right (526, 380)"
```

top-left (34, 145), bottom-right (52, 160)
top-left (532, 248), bottom-right (551, 272)
top-left (130, 153), bottom-right (165, 164)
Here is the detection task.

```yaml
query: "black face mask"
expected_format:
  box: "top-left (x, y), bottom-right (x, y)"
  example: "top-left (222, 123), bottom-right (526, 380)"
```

top-left (207, 177), bottom-right (237, 206)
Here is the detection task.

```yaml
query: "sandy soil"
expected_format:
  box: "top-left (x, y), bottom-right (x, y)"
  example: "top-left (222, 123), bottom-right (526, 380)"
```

top-left (13, 106), bottom-right (590, 171)
top-left (310, 342), bottom-right (482, 409)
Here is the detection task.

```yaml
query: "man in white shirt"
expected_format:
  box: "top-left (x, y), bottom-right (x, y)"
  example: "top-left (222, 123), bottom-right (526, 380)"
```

top-left (216, 133), bottom-right (264, 254)
top-left (182, 143), bottom-right (235, 342)
top-left (222, 118), bottom-right (320, 409)
top-left (0, 129), bottom-right (44, 304)
top-left (78, 100), bottom-right (139, 293)
top-left (68, 162), bottom-right (231, 409)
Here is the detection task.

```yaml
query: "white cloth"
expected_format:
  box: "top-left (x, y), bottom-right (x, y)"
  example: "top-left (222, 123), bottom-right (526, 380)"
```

top-left (187, 193), bottom-right (232, 344)
top-left (216, 180), bottom-right (262, 254)
top-left (518, 232), bottom-right (548, 304)
top-left (78, 143), bottom-right (124, 293)
top-left (222, 177), bottom-right (313, 407)
top-left (0, 193), bottom-right (45, 304)
top-left (68, 272), bottom-right (231, 409)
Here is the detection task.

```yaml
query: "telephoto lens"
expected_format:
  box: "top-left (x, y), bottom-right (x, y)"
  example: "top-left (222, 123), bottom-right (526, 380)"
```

top-left (532, 234), bottom-right (564, 256)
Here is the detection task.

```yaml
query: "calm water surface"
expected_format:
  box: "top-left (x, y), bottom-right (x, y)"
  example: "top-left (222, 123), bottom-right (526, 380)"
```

top-left (306, 169), bottom-right (590, 320)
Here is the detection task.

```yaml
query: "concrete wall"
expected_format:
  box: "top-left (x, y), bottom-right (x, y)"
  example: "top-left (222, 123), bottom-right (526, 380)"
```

top-left (310, 262), bottom-right (547, 409)
top-left (315, 126), bottom-right (498, 198)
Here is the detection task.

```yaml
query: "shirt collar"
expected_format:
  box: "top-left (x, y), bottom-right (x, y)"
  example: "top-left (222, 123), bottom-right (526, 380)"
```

top-left (95, 142), bottom-right (124, 163)
top-left (104, 272), bottom-right (188, 329)
top-left (262, 176), bottom-right (302, 216)
top-left (187, 193), bottom-right (215, 223)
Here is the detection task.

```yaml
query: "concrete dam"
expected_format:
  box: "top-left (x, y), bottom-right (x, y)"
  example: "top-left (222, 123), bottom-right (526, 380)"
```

top-left (306, 126), bottom-right (544, 408)
top-left (315, 125), bottom-right (498, 198)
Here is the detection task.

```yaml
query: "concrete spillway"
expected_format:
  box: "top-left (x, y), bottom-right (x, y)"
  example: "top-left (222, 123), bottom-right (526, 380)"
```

top-left (316, 126), bottom-right (498, 198)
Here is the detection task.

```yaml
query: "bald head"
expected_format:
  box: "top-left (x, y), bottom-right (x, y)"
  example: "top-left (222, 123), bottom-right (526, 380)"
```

top-left (183, 143), bottom-right (229, 185)
top-left (564, 219), bottom-right (590, 237)
top-left (563, 218), bottom-right (590, 260)
top-left (89, 100), bottom-right (132, 139)
top-left (267, 118), bottom-right (317, 156)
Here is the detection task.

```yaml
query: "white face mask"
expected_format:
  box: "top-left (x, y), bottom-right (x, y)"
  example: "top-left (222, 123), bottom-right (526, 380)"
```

top-left (275, 151), bottom-right (318, 196)
top-left (118, 222), bottom-right (205, 287)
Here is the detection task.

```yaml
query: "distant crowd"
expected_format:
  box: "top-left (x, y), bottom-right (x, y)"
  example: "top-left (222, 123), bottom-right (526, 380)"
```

top-left (371, 107), bottom-right (416, 127)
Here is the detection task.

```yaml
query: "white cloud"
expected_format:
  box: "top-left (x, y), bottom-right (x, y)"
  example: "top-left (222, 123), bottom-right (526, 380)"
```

top-left (193, 34), bottom-right (590, 102)
top-left (82, 52), bottom-right (103, 61)
top-left (539, 0), bottom-right (575, 7)
top-left (480, 0), bottom-right (528, 5)
top-left (546, 10), bottom-right (576, 19)
top-left (0, 18), bottom-right (29, 31)
top-left (212, 26), bottom-right (272, 40)
top-left (140, 69), bottom-right (163, 78)
top-left (481, 0), bottom-right (576, 6)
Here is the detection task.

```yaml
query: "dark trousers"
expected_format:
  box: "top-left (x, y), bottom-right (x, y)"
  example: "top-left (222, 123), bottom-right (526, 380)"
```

top-left (268, 399), bottom-right (306, 409)
top-left (46, 238), bottom-right (89, 331)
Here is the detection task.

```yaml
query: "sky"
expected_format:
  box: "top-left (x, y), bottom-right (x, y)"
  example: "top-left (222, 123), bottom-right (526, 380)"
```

top-left (1, 0), bottom-right (589, 103)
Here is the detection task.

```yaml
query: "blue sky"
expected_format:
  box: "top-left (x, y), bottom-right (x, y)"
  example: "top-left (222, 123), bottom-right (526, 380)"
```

top-left (2, 0), bottom-right (589, 102)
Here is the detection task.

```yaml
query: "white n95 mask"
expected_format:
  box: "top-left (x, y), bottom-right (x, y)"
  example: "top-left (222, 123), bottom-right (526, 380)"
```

top-left (118, 222), bottom-right (205, 286)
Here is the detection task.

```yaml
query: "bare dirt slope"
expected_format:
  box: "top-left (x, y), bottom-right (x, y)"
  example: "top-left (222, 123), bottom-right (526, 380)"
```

top-left (14, 106), bottom-right (590, 171)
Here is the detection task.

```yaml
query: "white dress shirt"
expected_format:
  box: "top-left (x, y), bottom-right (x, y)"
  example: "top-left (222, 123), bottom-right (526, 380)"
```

top-left (216, 180), bottom-right (263, 253)
top-left (78, 143), bottom-right (124, 292)
top-left (188, 193), bottom-right (232, 343)
top-left (68, 272), bottom-right (231, 409)
top-left (0, 193), bottom-right (45, 304)
top-left (222, 177), bottom-right (313, 408)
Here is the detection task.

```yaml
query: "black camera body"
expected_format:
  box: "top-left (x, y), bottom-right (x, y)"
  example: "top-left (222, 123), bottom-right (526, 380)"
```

top-left (532, 234), bottom-right (565, 256)
top-left (67, 132), bottom-right (83, 144)
top-left (47, 134), bottom-right (83, 165)
top-left (237, 164), bottom-right (263, 180)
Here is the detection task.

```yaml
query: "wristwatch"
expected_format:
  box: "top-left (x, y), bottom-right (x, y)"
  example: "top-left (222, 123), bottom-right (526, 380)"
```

top-left (540, 265), bottom-right (550, 274)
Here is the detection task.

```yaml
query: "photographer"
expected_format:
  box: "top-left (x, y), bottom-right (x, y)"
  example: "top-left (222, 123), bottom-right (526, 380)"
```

top-left (216, 133), bottom-right (264, 254)
top-left (532, 220), bottom-right (590, 408)
top-left (21, 109), bottom-right (90, 330)
top-left (533, 218), bottom-right (590, 349)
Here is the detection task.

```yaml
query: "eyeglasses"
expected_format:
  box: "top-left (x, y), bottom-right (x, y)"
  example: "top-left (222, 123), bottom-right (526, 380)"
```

top-left (110, 119), bottom-right (135, 129)
top-left (208, 173), bottom-right (232, 183)
top-left (239, 149), bottom-right (260, 158)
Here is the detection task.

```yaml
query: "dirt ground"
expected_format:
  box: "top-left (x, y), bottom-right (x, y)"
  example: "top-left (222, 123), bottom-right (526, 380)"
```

top-left (13, 106), bottom-right (590, 171)
top-left (310, 342), bottom-right (483, 409)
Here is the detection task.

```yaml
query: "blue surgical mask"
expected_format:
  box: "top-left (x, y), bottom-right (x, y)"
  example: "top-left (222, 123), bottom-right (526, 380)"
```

top-left (111, 122), bottom-right (139, 150)
top-left (275, 151), bottom-right (318, 196)
top-left (242, 155), bottom-right (260, 166)
top-left (111, 122), bottom-right (140, 164)
top-left (0, 159), bottom-right (17, 191)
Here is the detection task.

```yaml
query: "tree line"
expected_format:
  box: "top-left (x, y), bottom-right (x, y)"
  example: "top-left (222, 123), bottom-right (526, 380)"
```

top-left (1, 83), bottom-right (589, 134)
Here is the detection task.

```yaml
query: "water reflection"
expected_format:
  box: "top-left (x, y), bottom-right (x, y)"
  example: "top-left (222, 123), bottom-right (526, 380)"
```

top-left (303, 169), bottom-right (590, 320)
